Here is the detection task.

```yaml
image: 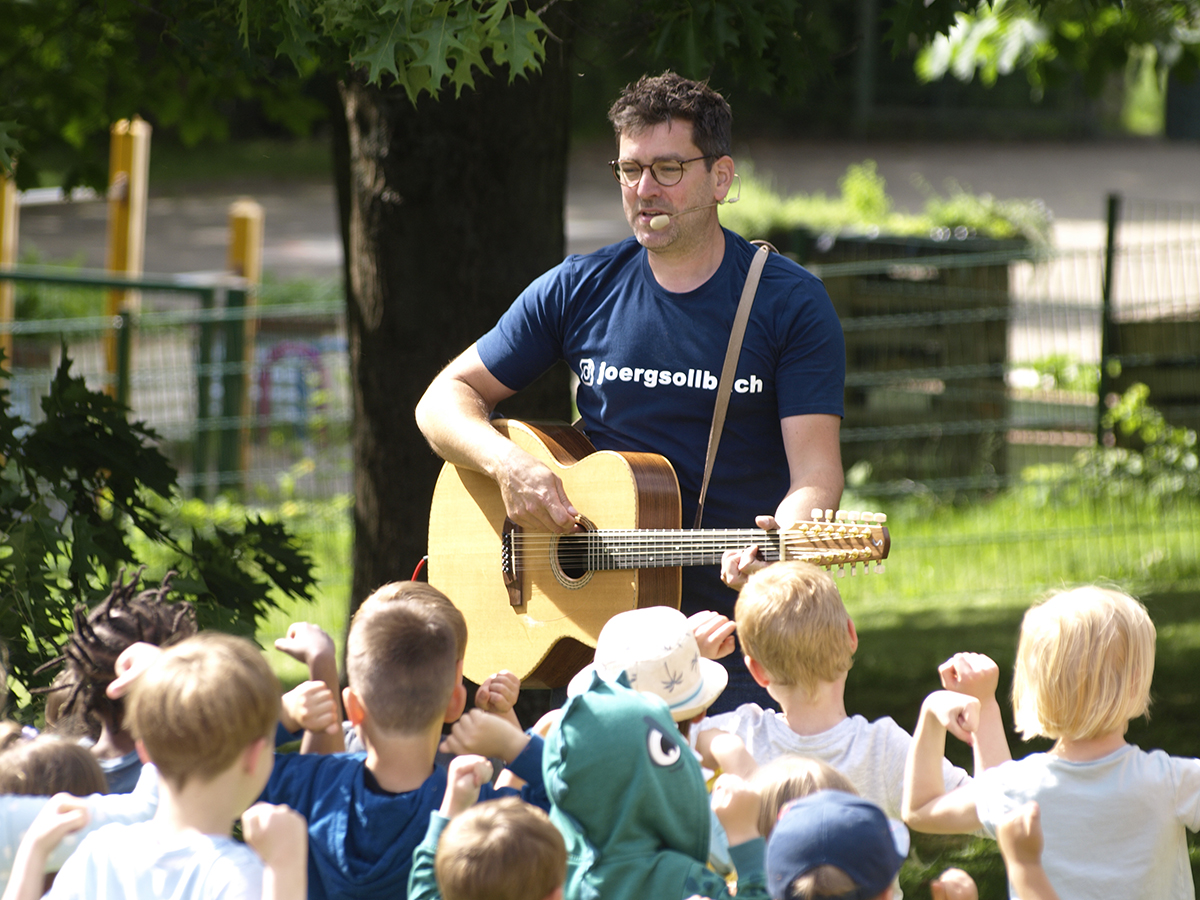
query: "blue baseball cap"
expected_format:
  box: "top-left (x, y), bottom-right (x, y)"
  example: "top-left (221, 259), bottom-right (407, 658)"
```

top-left (766, 790), bottom-right (908, 900)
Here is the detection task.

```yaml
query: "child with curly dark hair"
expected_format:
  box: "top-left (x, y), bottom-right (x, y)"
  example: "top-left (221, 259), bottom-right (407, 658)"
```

top-left (39, 568), bottom-right (196, 793)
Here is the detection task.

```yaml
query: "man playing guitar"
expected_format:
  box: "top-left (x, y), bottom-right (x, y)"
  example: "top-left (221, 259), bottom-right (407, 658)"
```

top-left (416, 72), bottom-right (845, 712)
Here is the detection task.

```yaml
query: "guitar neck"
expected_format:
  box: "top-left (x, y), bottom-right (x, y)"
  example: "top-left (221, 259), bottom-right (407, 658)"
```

top-left (507, 520), bottom-right (889, 572)
top-left (561, 528), bottom-right (781, 570)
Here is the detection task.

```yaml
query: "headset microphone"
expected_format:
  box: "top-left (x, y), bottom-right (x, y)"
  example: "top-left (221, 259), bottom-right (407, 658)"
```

top-left (645, 176), bottom-right (742, 231)
top-left (648, 202), bottom-right (718, 231)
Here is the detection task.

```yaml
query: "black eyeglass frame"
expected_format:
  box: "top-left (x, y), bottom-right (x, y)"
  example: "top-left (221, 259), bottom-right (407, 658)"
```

top-left (609, 155), bottom-right (715, 187)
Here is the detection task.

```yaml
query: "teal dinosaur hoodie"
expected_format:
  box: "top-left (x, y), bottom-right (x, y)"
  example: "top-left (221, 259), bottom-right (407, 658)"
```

top-left (543, 673), bottom-right (767, 900)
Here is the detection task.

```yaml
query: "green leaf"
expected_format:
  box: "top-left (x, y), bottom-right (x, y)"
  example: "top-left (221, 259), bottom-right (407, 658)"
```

top-left (409, 16), bottom-right (468, 86)
top-left (352, 21), bottom-right (405, 84)
top-left (489, 8), bottom-right (546, 80)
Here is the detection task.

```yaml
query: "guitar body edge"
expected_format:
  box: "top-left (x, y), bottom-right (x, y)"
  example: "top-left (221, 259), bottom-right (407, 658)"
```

top-left (427, 419), bottom-right (683, 687)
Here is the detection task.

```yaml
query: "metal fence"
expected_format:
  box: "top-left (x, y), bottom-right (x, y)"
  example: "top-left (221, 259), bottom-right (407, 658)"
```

top-left (2, 192), bottom-right (1197, 610)
top-left (0, 268), bottom-right (349, 502)
top-left (799, 193), bottom-right (1200, 604)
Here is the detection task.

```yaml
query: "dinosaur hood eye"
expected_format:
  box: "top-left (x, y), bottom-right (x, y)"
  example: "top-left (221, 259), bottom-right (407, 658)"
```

top-left (645, 719), bottom-right (682, 767)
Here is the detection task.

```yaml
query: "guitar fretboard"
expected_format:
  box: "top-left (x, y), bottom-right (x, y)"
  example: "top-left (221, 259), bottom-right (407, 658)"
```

top-left (502, 521), bottom-right (886, 573)
top-left (549, 529), bottom-right (781, 569)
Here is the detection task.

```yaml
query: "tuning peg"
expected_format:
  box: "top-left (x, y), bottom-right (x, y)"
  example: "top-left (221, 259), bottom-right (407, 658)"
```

top-left (824, 508), bottom-right (834, 522)
top-left (874, 563), bottom-right (884, 574)
top-left (835, 510), bottom-right (847, 522)
top-left (850, 563), bottom-right (857, 576)
top-left (836, 565), bottom-right (845, 578)
top-left (847, 510), bottom-right (861, 522)
top-left (876, 513), bottom-right (887, 524)
top-left (811, 508), bottom-right (823, 521)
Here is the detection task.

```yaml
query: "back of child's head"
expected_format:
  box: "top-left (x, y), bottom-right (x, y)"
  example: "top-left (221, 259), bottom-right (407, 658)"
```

top-left (47, 569), bottom-right (196, 737)
top-left (348, 582), bottom-right (459, 734)
top-left (1012, 585), bottom-right (1155, 742)
top-left (751, 755), bottom-right (858, 838)
top-left (126, 631), bottom-right (279, 789)
top-left (364, 579), bottom-right (468, 662)
top-left (0, 732), bottom-right (107, 796)
top-left (435, 796), bottom-right (566, 900)
top-left (735, 562), bottom-right (854, 692)
top-left (766, 791), bottom-right (906, 900)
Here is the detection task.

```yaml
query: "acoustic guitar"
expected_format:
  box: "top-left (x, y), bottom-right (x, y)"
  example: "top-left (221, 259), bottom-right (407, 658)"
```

top-left (427, 419), bottom-right (890, 688)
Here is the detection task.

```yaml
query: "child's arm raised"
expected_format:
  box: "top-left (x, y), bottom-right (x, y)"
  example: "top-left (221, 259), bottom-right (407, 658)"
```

top-left (710, 773), bottom-right (761, 848)
top-left (902, 690), bottom-right (984, 834)
top-left (241, 802), bottom-right (308, 900)
top-left (106, 641), bottom-right (164, 699)
top-left (709, 774), bottom-right (771, 900)
top-left (689, 611), bottom-right (737, 660)
top-left (1, 795), bottom-right (90, 900)
top-left (939, 652), bottom-right (1011, 772)
top-left (280, 681), bottom-right (341, 739)
top-left (440, 755), bottom-right (494, 819)
top-left (275, 622), bottom-right (344, 754)
top-left (997, 802), bottom-right (1060, 900)
top-left (694, 728), bottom-right (757, 779)
top-left (440, 709), bottom-right (530, 765)
top-left (474, 670), bottom-right (522, 732)
top-left (409, 755), bottom-right (495, 900)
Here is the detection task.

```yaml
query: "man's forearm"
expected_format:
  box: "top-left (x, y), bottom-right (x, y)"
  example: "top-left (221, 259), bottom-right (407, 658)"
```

top-left (774, 473), bottom-right (844, 527)
top-left (415, 374), bottom-right (509, 474)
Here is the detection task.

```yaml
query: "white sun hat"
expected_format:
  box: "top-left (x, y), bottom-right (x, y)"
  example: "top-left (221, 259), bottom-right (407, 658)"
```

top-left (567, 606), bottom-right (728, 721)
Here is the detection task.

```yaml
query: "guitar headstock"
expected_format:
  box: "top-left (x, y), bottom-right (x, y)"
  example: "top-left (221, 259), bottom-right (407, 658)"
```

top-left (779, 508), bottom-right (891, 576)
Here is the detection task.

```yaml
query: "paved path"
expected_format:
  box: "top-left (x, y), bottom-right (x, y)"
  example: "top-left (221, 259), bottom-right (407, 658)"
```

top-left (15, 137), bottom-right (1200, 278)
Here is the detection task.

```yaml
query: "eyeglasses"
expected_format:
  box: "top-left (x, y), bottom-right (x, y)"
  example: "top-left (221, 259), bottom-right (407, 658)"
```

top-left (609, 156), bottom-right (713, 187)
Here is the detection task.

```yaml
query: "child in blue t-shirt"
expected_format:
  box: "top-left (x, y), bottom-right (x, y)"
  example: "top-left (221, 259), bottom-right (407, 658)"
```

top-left (258, 581), bottom-right (549, 900)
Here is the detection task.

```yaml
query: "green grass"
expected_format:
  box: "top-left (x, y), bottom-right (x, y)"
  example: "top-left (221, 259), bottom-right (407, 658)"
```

top-left (244, 496), bottom-right (353, 688)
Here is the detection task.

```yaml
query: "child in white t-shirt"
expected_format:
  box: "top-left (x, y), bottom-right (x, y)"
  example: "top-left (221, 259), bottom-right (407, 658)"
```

top-left (692, 562), bottom-right (1008, 820)
top-left (904, 585), bottom-right (1200, 899)
top-left (4, 634), bottom-right (306, 900)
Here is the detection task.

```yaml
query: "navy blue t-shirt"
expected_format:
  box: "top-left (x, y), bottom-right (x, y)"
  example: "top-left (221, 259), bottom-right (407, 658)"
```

top-left (477, 230), bottom-right (844, 703)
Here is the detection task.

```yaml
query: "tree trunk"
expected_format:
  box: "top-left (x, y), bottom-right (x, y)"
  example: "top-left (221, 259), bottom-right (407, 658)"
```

top-left (335, 42), bottom-right (574, 615)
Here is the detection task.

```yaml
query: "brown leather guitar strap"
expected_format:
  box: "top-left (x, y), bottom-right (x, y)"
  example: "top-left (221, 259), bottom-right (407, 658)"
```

top-left (694, 241), bottom-right (775, 529)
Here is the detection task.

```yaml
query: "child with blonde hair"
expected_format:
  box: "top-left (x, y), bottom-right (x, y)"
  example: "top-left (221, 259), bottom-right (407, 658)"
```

top-left (694, 562), bottom-right (1006, 820)
top-left (749, 756), bottom-right (856, 839)
top-left (904, 585), bottom-right (1200, 899)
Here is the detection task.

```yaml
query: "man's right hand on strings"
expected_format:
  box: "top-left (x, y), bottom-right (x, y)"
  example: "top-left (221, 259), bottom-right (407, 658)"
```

top-left (496, 444), bottom-right (579, 533)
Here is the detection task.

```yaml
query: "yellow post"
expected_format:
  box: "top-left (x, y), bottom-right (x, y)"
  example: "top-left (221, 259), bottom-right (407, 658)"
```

top-left (227, 198), bottom-right (264, 480)
top-left (228, 198), bottom-right (264, 285)
top-left (104, 117), bottom-right (151, 394)
top-left (0, 169), bottom-right (17, 367)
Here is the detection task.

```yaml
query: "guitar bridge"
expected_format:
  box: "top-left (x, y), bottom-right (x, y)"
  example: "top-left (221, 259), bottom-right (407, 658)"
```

top-left (501, 519), bottom-right (523, 607)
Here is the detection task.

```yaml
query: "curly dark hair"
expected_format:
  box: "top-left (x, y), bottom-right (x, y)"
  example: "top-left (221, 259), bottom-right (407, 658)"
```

top-left (37, 568), bottom-right (197, 736)
top-left (607, 71), bottom-right (733, 165)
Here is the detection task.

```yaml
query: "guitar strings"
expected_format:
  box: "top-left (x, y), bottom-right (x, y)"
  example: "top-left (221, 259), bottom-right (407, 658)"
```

top-left (505, 527), bottom-right (881, 570)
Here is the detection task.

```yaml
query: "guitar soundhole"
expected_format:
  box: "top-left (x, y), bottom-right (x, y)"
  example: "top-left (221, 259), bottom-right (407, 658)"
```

top-left (551, 517), bottom-right (596, 587)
